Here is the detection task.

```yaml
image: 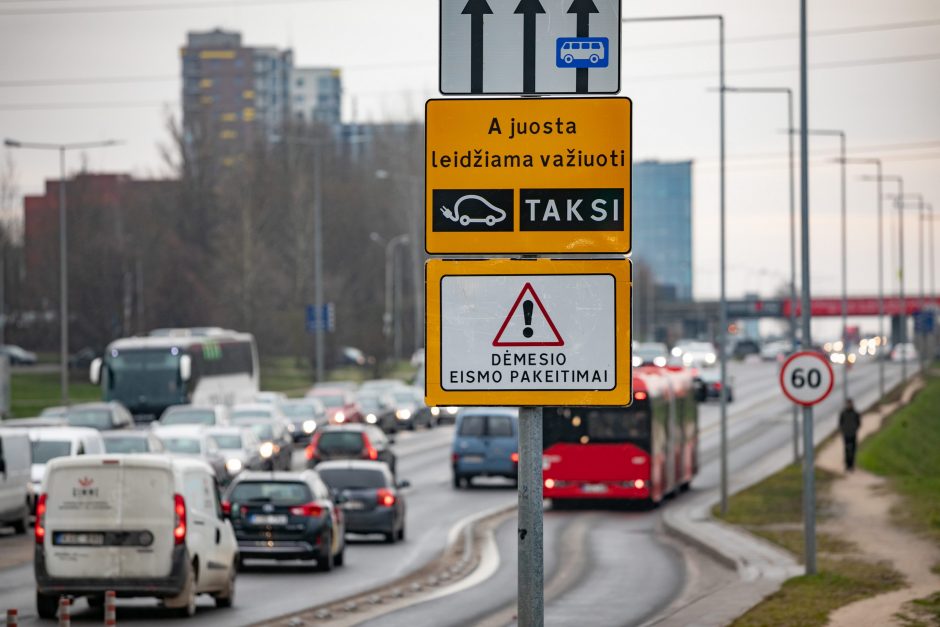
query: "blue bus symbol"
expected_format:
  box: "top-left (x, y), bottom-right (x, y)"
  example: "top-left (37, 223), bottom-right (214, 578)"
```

top-left (556, 37), bottom-right (609, 69)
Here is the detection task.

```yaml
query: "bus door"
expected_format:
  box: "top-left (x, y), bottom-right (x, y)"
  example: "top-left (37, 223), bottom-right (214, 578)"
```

top-left (665, 391), bottom-right (678, 494)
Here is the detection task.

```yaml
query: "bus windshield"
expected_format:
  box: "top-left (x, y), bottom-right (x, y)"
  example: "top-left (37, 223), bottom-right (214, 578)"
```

top-left (104, 349), bottom-right (183, 410)
top-left (543, 405), bottom-right (650, 448)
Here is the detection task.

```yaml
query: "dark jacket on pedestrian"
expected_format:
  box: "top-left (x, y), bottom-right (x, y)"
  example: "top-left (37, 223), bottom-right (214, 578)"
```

top-left (839, 405), bottom-right (861, 438)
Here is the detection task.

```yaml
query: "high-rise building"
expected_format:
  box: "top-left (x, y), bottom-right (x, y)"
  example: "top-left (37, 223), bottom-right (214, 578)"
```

top-left (181, 29), bottom-right (292, 164)
top-left (290, 67), bottom-right (342, 126)
top-left (632, 160), bottom-right (693, 301)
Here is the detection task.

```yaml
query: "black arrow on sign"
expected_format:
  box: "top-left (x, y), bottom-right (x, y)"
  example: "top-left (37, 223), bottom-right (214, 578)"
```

top-left (462, 0), bottom-right (493, 94)
top-left (514, 0), bottom-right (545, 94)
top-left (567, 0), bottom-right (599, 93)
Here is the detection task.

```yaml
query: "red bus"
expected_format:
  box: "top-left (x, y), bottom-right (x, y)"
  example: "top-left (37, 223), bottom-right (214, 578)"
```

top-left (542, 367), bottom-right (699, 504)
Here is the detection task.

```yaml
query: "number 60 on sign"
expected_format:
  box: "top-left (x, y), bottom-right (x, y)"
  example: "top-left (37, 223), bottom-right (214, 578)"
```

top-left (779, 351), bottom-right (835, 406)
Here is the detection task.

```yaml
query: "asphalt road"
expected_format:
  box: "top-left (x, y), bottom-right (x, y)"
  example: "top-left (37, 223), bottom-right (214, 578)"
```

top-left (0, 357), bottom-right (911, 626)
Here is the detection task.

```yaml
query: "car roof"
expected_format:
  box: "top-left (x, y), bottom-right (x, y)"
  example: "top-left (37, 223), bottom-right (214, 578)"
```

top-left (153, 425), bottom-right (207, 437)
top-left (231, 403), bottom-right (274, 412)
top-left (205, 426), bottom-right (246, 434)
top-left (47, 453), bottom-right (174, 472)
top-left (65, 402), bottom-right (117, 412)
top-left (164, 404), bottom-right (219, 412)
top-left (457, 407), bottom-right (519, 418)
top-left (100, 430), bottom-right (150, 438)
top-left (29, 426), bottom-right (102, 440)
top-left (320, 423), bottom-right (369, 432)
top-left (314, 459), bottom-right (390, 472)
top-left (234, 470), bottom-right (318, 482)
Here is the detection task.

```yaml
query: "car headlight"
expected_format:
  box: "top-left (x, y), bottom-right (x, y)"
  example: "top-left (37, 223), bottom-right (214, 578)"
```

top-left (259, 441), bottom-right (275, 459)
top-left (334, 411), bottom-right (345, 423)
top-left (303, 420), bottom-right (317, 434)
top-left (705, 353), bottom-right (716, 364)
top-left (396, 409), bottom-right (411, 420)
top-left (653, 356), bottom-right (667, 367)
top-left (446, 407), bottom-right (458, 415)
top-left (225, 458), bottom-right (243, 474)
top-left (671, 347), bottom-right (682, 357)
top-left (365, 413), bottom-right (378, 424)
top-left (430, 407), bottom-right (440, 417)
top-left (682, 354), bottom-right (693, 366)
top-left (286, 423), bottom-right (296, 432)
top-left (632, 355), bottom-right (642, 367)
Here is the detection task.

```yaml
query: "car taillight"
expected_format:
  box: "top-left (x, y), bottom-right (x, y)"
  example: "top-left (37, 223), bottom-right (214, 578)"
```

top-left (362, 434), bottom-right (378, 461)
top-left (712, 382), bottom-right (722, 390)
top-left (173, 494), bottom-right (186, 545)
top-left (451, 453), bottom-right (459, 464)
top-left (221, 500), bottom-right (232, 516)
top-left (511, 452), bottom-right (519, 463)
top-left (376, 488), bottom-right (396, 507)
top-left (289, 502), bottom-right (323, 517)
top-left (305, 433), bottom-right (321, 461)
top-left (34, 493), bottom-right (47, 544)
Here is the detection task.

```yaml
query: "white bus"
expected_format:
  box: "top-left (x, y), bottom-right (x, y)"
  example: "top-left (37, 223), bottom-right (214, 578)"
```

top-left (91, 328), bottom-right (259, 422)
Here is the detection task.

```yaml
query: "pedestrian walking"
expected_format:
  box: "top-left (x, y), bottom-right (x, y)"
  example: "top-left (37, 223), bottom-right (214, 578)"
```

top-left (839, 399), bottom-right (861, 471)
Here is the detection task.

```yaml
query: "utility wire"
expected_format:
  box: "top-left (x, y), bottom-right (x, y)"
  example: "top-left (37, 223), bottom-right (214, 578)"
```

top-left (0, 0), bottom-right (340, 15)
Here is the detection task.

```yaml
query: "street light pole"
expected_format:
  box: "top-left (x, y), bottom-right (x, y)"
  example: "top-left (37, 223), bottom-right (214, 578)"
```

top-left (370, 232), bottom-right (409, 360)
top-left (4, 137), bottom-right (121, 404)
top-left (622, 11), bottom-right (728, 514)
top-left (724, 85), bottom-right (799, 462)
top-left (795, 129), bottom-right (847, 400)
top-left (890, 193), bottom-right (927, 375)
top-left (846, 159), bottom-right (885, 398)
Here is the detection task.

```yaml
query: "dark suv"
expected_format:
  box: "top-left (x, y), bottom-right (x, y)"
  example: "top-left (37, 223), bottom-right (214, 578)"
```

top-left (305, 425), bottom-right (396, 475)
top-left (223, 471), bottom-right (345, 572)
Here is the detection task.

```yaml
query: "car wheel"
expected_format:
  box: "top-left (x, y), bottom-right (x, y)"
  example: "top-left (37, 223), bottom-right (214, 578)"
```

top-left (11, 508), bottom-right (28, 534)
top-left (397, 524), bottom-right (405, 541)
top-left (87, 595), bottom-right (104, 609)
top-left (166, 562), bottom-right (197, 617)
top-left (213, 564), bottom-right (236, 608)
top-left (452, 474), bottom-right (462, 489)
top-left (384, 530), bottom-right (397, 544)
top-left (36, 591), bottom-right (58, 619)
top-left (334, 543), bottom-right (345, 567)
top-left (235, 554), bottom-right (245, 572)
top-left (316, 533), bottom-right (334, 572)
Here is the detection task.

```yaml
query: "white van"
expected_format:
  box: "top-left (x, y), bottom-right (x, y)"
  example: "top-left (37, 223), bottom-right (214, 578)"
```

top-left (35, 455), bottom-right (238, 618)
top-left (28, 427), bottom-right (105, 511)
top-left (0, 428), bottom-right (31, 533)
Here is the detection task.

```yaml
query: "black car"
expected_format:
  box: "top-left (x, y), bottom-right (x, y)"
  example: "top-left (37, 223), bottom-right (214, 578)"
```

top-left (697, 368), bottom-right (734, 402)
top-left (317, 460), bottom-right (408, 543)
top-left (306, 425), bottom-right (396, 475)
top-left (355, 393), bottom-right (397, 433)
top-left (231, 417), bottom-right (294, 471)
top-left (224, 470), bottom-right (346, 572)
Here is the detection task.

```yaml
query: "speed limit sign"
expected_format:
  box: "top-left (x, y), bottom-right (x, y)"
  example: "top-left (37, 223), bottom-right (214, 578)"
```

top-left (779, 351), bottom-right (835, 406)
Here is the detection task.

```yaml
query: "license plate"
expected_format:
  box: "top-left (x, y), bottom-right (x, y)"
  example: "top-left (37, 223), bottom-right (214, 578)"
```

top-left (342, 501), bottom-right (365, 510)
top-left (581, 483), bottom-right (608, 494)
top-left (462, 455), bottom-right (484, 463)
top-left (54, 532), bottom-right (105, 546)
top-left (249, 514), bottom-right (287, 526)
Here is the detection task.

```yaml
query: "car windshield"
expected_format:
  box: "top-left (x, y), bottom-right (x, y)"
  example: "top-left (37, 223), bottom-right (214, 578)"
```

top-left (357, 397), bottom-right (382, 412)
top-left (163, 410), bottom-right (215, 426)
top-left (313, 394), bottom-right (344, 408)
top-left (66, 410), bottom-right (112, 430)
top-left (688, 343), bottom-right (715, 352)
top-left (232, 410), bottom-right (272, 420)
top-left (317, 431), bottom-right (364, 453)
top-left (281, 404), bottom-right (317, 418)
top-left (30, 440), bottom-right (71, 464)
top-left (160, 437), bottom-right (202, 455)
top-left (103, 436), bottom-right (150, 454)
top-left (392, 391), bottom-right (415, 404)
top-left (245, 423), bottom-right (274, 441)
top-left (210, 434), bottom-right (242, 449)
top-left (229, 481), bottom-right (311, 504)
top-left (318, 468), bottom-right (387, 490)
top-left (635, 344), bottom-right (667, 358)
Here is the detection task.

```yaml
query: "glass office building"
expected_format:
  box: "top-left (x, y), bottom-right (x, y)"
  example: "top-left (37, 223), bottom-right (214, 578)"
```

top-left (632, 160), bottom-right (693, 301)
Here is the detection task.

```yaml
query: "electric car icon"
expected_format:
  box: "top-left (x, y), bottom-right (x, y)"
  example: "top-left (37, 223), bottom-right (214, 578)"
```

top-left (440, 194), bottom-right (508, 227)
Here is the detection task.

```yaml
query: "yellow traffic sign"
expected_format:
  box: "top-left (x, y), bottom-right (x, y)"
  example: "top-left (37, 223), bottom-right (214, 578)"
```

top-left (425, 257), bottom-right (632, 406)
top-left (425, 97), bottom-right (632, 254)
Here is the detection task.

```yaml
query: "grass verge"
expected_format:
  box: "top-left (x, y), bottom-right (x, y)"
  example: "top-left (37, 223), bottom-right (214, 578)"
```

top-left (858, 372), bottom-right (940, 550)
top-left (896, 591), bottom-right (940, 627)
top-left (9, 371), bottom-right (99, 418)
top-left (716, 464), bottom-right (905, 627)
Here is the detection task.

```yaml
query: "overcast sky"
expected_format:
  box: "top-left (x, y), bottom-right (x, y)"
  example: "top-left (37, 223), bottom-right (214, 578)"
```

top-left (1, 0), bottom-right (938, 332)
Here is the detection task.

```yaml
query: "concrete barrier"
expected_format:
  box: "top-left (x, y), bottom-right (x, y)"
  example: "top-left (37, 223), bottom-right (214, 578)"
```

top-left (57, 597), bottom-right (70, 627)
top-left (104, 591), bottom-right (116, 627)
top-left (6, 608), bottom-right (17, 627)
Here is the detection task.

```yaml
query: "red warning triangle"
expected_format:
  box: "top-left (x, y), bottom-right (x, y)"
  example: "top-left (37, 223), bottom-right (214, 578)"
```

top-left (492, 282), bottom-right (564, 347)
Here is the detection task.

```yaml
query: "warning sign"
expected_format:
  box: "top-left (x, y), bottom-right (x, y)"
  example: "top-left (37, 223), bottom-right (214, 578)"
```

top-left (425, 257), bottom-right (632, 407)
top-left (492, 283), bottom-right (564, 347)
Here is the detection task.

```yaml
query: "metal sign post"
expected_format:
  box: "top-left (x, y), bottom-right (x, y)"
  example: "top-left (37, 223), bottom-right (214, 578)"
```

top-left (517, 406), bottom-right (544, 626)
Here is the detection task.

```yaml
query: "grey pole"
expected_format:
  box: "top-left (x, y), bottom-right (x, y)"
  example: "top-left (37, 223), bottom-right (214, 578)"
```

top-left (4, 138), bottom-right (120, 404)
top-left (798, 0), bottom-right (817, 576)
top-left (724, 85), bottom-right (798, 462)
top-left (58, 147), bottom-right (68, 404)
top-left (897, 185), bottom-right (906, 382)
top-left (621, 12), bottom-right (726, 512)
top-left (517, 406), bottom-right (543, 626)
top-left (313, 146), bottom-right (325, 382)
top-left (410, 178), bottom-right (423, 355)
top-left (893, 194), bottom-right (927, 375)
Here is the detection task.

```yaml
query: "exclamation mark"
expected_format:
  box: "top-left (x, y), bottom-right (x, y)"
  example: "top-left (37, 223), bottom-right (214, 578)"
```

top-left (522, 300), bottom-right (534, 338)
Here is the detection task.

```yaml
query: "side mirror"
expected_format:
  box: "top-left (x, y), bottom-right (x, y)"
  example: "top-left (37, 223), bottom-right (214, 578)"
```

top-left (396, 479), bottom-right (411, 489)
top-left (89, 358), bottom-right (102, 385)
top-left (179, 355), bottom-right (192, 382)
top-left (331, 490), bottom-right (347, 504)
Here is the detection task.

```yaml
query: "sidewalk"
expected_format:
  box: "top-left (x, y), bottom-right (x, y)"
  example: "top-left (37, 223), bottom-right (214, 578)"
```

top-left (816, 378), bottom-right (940, 627)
